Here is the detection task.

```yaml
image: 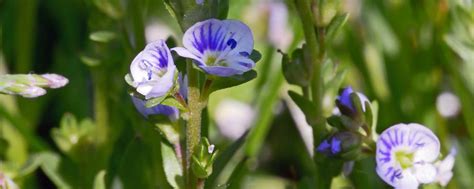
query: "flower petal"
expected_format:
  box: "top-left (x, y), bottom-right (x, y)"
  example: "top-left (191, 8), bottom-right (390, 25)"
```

top-left (130, 40), bottom-right (176, 98)
top-left (172, 47), bottom-right (203, 63)
top-left (198, 66), bottom-right (245, 77)
top-left (414, 163), bottom-right (437, 183)
top-left (376, 167), bottom-right (419, 189)
top-left (132, 96), bottom-right (179, 121)
top-left (182, 19), bottom-right (253, 57)
top-left (395, 170), bottom-right (419, 189)
top-left (407, 123), bottom-right (440, 163)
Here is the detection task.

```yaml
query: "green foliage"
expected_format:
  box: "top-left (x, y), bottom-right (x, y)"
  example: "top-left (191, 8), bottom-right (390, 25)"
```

top-left (0, 0), bottom-right (473, 188)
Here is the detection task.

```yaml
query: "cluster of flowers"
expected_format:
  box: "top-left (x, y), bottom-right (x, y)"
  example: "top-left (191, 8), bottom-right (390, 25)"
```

top-left (0, 73), bottom-right (68, 98)
top-left (318, 87), bottom-right (456, 189)
top-left (126, 19), bottom-right (255, 119)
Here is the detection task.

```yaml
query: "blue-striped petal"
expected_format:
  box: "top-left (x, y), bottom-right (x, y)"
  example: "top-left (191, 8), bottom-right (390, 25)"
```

top-left (130, 40), bottom-right (176, 99)
top-left (175, 19), bottom-right (255, 77)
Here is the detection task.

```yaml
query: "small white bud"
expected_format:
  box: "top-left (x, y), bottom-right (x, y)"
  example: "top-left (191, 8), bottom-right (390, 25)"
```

top-left (42, 74), bottom-right (69, 88)
top-left (21, 86), bottom-right (47, 98)
top-left (208, 144), bottom-right (215, 154)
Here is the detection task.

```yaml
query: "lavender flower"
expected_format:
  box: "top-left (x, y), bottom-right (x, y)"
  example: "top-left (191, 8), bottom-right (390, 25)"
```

top-left (376, 123), bottom-right (441, 189)
top-left (132, 96), bottom-right (179, 121)
top-left (173, 19), bottom-right (255, 77)
top-left (129, 40), bottom-right (176, 99)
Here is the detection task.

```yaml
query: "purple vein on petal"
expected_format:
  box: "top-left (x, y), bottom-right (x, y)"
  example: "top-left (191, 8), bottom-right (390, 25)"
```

top-left (381, 136), bottom-right (392, 150)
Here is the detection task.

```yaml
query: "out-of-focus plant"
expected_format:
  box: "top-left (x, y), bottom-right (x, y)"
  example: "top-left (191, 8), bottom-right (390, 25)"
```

top-left (0, 0), bottom-right (472, 188)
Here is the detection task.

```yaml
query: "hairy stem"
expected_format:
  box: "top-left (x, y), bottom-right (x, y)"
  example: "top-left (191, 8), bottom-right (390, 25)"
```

top-left (185, 60), bottom-right (206, 189)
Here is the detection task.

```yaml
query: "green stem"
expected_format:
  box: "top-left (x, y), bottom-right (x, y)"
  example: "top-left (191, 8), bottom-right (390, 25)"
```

top-left (302, 86), bottom-right (310, 99)
top-left (295, 0), bottom-right (328, 188)
top-left (185, 60), bottom-right (206, 189)
top-left (93, 70), bottom-right (109, 144)
top-left (294, 0), bottom-right (325, 154)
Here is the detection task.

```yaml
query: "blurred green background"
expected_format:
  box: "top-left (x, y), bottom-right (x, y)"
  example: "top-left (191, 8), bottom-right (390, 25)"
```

top-left (0, 0), bottom-right (473, 188)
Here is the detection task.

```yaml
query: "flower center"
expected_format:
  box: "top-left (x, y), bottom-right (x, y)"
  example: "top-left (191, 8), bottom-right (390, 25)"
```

top-left (205, 55), bottom-right (217, 66)
top-left (204, 54), bottom-right (228, 67)
top-left (395, 150), bottom-right (414, 169)
top-left (139, 60), bottom-right (166, 80)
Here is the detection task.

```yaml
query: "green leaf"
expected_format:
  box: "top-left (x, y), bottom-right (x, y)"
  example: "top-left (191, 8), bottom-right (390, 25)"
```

top-left (282, 48), bottom-right (311, 86)
top-left (208, 70), bottom-right (257, 94)
top-left (16, 153), bottom-right (44, 177)
top-left (161, 142), bottom-right (184, 189)
top-left (205, 132), bottom-right (247, 189)
top-left (369, 101), bottom-right (379, 140)
top-left (161, 97), bottom-right (187, 111)
top-left (79, 55), bottom-right (100, 67)
top-left (216, 0), bottom-right (229, 19)
top-left (89, 31), bottom-right (116, 43)
top-left (325, 13), bottom-right (349, 43)
top-left (155, 124), bottom-right (180, 145)
top-left (288, 91), bottom-right (318, 125)
top-left (124, 74), bottom-right (135, 87)
top-left (249, 49), bottom-right (262, 63)
top-left (39, 152), bottom-right (73, 189)
top-left (93, 170), bottom-right (107, 189)
top-left (92, 0), bottom-right (123, 19)
top-left (145, 95), bottom-right (168, 108)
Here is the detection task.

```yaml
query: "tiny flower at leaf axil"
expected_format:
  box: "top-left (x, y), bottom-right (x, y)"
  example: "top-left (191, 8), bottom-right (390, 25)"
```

top-left (376, 123), bottom-right (454, 189)
top-left (129, 40), bottom-right (177, 99)
top-left (173, 19), bottom-right (255, 77)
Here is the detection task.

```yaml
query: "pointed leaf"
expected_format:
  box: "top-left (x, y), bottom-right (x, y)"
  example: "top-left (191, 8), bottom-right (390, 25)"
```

top-left (325, 13), bottom-right (349, 43)
top-left (161, 142), bottom-right (184, 189)
top-left (208, 70), bottom-right (257, 94)
top-left (205, 132), bottom-right (247, 189)
top-left (124, 74), bottom-right (135, 87)
top-left (161, 97), bottom-right (187, 111)
top-left (145, 95), bottom-right (168, 108)
top-left (288, 91), bottom-right (318, 125)
top-left (93, 170), bottom-right (106, 189)
top-left (249, 49), bottom-right (262, 63)
top-left (39, 152), bottom-right (73, 189)
top-left (89, 31), bottom-right (116, 43)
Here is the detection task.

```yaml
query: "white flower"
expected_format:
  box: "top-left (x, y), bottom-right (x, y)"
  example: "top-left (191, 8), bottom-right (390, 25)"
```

top-left (435, 148), bottom-right (456, 187)
top-left (376, 123), bottom-right (441, 189)
top-left (129, 40), bottom-right (176, 99)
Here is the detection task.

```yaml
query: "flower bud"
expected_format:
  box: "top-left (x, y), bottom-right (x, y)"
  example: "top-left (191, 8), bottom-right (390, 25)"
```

top-left (1, 83), bottom-right (46, 98)
top-left (0, 73), bottom-right (68, 98)
top-left (336, 86), bottom-right (370, 117)
top-left (317, 132), bottom-right (362, 160)
top-left (191, 137), bottom-right (218, 178)
top-left (41, 74), bottom-right (69, 88)
top-left (281, 46), bottom-right (312, 86)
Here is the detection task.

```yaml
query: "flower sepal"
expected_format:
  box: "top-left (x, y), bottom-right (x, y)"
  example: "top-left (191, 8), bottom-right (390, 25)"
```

top-left (191, 137), bottom-right (218, 179)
